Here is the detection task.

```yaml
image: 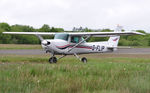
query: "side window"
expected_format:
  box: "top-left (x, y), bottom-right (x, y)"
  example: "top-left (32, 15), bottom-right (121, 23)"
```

top-left (71, 36), bottom-right (80, 43)
top-left (81, 37), bottom-right (86, 43)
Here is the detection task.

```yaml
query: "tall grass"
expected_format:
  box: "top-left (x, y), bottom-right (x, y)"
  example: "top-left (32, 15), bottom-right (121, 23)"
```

top-left (0, 55), bottom-right (150, 93)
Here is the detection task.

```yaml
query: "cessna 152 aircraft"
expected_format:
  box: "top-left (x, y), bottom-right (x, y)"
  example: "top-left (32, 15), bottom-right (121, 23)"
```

top-left (3, 26), bottom-right (143, 63)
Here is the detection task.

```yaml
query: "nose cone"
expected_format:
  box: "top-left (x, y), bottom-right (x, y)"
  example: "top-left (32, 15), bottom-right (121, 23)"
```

top-left (42, 40), bottom-right (47, 45)
top-left (42, 40), bottom-right (51, 46)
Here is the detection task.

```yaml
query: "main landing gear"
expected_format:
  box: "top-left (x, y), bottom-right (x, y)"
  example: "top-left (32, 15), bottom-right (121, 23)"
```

top-left (74, 53), bottom-right (87, 63)
top-left (48, 53), bottom-right (87, 64)
top-left (81, 57), bottom-right (87, 63)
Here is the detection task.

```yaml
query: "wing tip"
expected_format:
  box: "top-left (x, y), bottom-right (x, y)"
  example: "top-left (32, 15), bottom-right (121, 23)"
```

top-left (133, 32), bottom-right (145, 35)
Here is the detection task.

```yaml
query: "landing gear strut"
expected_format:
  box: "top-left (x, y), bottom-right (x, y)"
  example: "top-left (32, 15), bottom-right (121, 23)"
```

top-left (74, 53), bottom-right (87, 63)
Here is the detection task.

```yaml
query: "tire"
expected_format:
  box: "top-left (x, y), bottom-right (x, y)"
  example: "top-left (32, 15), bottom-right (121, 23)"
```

top-left (81, 57), bottom-right (87, 63)
top-left (49, 57), bottom-right (57, 63)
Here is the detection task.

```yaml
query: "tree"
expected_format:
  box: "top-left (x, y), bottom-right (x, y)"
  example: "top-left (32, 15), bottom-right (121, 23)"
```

top-left (50, 27), bottom-right (56, 32)
top-left (136, 30), bottom-right (146, 34)
top-left (54, 28), bottom-right (64, 32)
top-left (39, 24), bottom-right (51, 32)
top-left (101, 29), bottom-right (113, 32)
top-left (0, 28), bottom-right (12, 44)
top-left (0, 23), bottom-right (11, 31)
top-left (11, 25), bottom-right (34, 32)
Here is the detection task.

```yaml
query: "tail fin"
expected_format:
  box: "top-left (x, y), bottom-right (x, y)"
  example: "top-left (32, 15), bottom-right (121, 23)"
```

top-left (108, 25), bottom-right (123, 48)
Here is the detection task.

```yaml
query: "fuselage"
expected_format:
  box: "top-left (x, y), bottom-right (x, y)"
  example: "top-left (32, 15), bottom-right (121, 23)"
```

top-left (41, 33), bottom-right (119, 55)
top-left (42, 39), bottom-right (114, 55)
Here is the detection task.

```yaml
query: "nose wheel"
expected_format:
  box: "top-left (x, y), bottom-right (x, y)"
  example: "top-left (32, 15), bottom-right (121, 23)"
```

top-left (49, 57), bottom-right (57, 63)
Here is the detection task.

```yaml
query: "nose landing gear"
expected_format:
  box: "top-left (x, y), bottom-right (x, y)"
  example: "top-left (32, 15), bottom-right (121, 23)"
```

top-left (49, 57), bottom-right (57, 63)
top-left (48, 54), bottom-right (66, 64)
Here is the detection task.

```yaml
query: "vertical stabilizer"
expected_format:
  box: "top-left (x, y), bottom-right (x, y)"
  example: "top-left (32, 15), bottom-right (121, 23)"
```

top-left (108, 25), bottom-right (122, 48)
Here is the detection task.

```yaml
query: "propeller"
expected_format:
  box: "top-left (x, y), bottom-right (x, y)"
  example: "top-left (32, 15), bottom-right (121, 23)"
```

top-left (35, 35), bottom-right (51, 46)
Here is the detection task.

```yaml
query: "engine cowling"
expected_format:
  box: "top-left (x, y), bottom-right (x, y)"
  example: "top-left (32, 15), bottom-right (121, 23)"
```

top-left (42, 40), bottom-right (51, 46)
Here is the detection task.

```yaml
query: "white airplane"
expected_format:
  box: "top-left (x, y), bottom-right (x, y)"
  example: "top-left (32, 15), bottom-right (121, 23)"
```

top-left (3, 26), bottom-right (143, 63)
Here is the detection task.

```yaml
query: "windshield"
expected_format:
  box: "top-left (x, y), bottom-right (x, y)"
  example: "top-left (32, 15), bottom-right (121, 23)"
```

top-left (54, 33), bottom-right (69, 41)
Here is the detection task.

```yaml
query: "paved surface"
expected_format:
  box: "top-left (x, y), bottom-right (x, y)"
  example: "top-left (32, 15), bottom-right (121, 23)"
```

top-left (0, 48), bottom-right (150, 55)
top-left (113, 48), bottom-right (150, 54)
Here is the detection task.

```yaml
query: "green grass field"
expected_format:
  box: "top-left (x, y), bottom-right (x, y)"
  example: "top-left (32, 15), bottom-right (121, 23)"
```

top-left (0, 54), bottom-right (150, 93)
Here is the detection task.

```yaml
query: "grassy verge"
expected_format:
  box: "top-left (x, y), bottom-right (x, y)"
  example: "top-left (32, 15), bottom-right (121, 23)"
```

top-left (0, 55), bottom-right (150, 93)
top-left (0, 44), bottom-right (42, 49)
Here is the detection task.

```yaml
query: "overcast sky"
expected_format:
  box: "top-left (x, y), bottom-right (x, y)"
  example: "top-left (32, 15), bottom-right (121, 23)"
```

top-left (0, 0), bottom-right (150, 32)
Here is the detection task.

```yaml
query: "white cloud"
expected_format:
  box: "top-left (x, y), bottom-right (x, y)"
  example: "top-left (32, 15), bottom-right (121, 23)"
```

top-left (0, 0), bottom-right (150, 32)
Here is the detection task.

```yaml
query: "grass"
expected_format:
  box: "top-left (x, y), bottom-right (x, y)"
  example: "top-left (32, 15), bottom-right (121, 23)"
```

top-left (0, 54), bottom-right (150, 93)
top-left (0, 44), bottom-right (42, 49)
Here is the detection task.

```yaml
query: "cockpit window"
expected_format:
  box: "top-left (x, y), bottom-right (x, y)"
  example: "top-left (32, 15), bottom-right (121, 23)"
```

top-left (71, 36), bottom-right (79, 43)
top-left (71, 36), bottom-right (86, 43)
top-left (54, 33), bottom-right (69, 41)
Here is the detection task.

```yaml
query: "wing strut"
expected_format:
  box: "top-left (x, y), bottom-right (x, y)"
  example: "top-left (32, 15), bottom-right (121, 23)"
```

top-left (68, 35), bottom-right (91, 52)
top-left (36, 35), bottom-right (44, 41)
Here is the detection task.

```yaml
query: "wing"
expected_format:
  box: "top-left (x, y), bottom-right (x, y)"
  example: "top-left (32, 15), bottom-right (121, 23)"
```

top-left (3, 31), bottom-right (144, 37)
top-left (67, 31), bottom-right (144, 37)
top-left (2, 32), bottom-right (56, 36)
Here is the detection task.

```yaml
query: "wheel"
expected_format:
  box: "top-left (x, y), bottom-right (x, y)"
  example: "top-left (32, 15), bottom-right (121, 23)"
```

top-left (81, 57), bottom-right (87, 63)
top-left (49, 57), bottom-right (57, 63)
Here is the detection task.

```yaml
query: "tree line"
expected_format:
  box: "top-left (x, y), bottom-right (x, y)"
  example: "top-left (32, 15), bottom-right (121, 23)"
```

top-left (0, 22), bottom-right (150, 46)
